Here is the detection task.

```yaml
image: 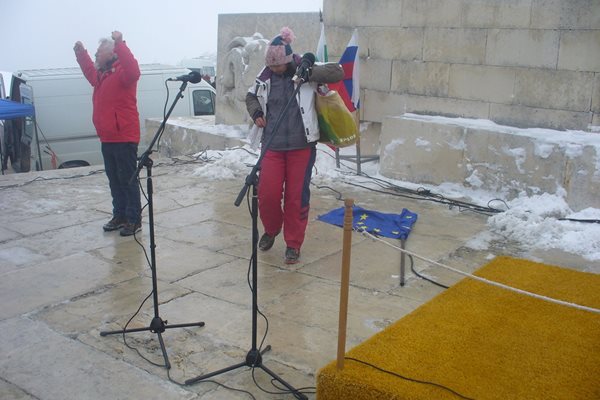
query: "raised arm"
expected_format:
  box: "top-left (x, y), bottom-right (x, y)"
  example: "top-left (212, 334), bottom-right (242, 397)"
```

top-left (74, 41), bottom-right (98, 86)
top-left (111, 31), bottom-right (141, 86)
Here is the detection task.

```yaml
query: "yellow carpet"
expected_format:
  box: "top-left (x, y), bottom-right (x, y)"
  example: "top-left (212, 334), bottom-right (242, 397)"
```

top-left (316, 256), bottom-right (600, 399)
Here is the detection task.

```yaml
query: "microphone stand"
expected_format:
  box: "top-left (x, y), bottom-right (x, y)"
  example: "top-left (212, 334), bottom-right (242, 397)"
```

top-left (185, 73), bottom-right (309, 400)
top-left (100, 80), bottom-right (205, 370)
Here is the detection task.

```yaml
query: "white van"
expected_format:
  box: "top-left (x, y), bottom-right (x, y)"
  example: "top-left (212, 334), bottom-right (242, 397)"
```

top-left (5, 64), bottom-right (216, 172)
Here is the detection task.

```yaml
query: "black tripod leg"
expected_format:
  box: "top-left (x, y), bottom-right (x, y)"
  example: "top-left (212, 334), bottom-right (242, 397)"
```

top-left (100, 326), bottom-right (153, 336)
top-left (100, 320), bottom-right (204, 337)
top-left (164, 322), bottom-right (205, 330)
top-left (156, 332), bottom-right (171, 369)
top-left (185, 361), bottom-right (247, 385)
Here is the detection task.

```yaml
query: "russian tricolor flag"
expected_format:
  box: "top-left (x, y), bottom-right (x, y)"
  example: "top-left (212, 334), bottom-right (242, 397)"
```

top-left (330, 29), bottom-right (360, 112)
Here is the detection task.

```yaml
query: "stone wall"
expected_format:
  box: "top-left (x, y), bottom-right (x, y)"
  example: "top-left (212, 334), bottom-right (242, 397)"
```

top-left (324, 0), bottom-right (600, 132)
top-left (207, 1), bottom-right (600, 210)
top-left (322, 0), bottom-right (600, 209)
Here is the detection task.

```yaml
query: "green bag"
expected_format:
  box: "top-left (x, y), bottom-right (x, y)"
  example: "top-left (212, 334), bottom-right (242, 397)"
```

top-left (315, 88), bottom-right (358, 147)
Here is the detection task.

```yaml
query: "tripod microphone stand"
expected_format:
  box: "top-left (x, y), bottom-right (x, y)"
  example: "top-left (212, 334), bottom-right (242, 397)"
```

top-left (185, 72), bottom-right (309, 400)
top-left (100, 79), bottom-right (205, 370)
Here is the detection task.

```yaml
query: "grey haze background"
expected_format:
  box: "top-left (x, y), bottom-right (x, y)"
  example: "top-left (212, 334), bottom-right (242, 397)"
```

top-left (0, 0), bottom-right (323, 73)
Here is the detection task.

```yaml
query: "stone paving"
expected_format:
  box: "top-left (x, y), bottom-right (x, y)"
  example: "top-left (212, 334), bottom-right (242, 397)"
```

top-left (0, 158), bottom-right (597, 400)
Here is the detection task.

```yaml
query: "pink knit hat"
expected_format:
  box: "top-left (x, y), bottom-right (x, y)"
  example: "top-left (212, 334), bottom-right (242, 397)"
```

top-left (265, 27), bottom-right (295, 66)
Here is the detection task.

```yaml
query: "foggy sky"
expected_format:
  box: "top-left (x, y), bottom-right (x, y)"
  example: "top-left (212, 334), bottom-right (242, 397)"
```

top-left (0, 0), bottom-right (323, 72)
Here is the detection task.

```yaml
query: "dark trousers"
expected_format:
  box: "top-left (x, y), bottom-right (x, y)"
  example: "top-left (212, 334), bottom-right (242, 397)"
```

top-left (101, 142), bottom-right (141, 224)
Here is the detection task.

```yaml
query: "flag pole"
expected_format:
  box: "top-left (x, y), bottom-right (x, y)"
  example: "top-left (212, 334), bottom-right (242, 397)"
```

top-left (353, 111), bottom-right (361, 175)
top-left (337, 198), bottom-right (354, 370)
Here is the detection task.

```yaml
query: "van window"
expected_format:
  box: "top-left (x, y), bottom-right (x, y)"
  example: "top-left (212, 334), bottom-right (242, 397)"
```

top-left (192, 89), bottom-right (215, 116)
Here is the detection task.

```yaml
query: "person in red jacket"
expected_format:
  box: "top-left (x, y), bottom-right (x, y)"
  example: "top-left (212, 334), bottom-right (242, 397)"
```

top-left (74, 31), bottom-right (142, 236)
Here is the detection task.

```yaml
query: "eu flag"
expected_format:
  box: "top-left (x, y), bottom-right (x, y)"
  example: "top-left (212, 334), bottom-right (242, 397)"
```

top-left (317, 205), bottom-right (418, 240)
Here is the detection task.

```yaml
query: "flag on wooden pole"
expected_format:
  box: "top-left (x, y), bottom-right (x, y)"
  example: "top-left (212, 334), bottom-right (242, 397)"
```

top-left (329, 29), bottom-right (359, 112)
top-left (316, 11), bottom-right (328, 62)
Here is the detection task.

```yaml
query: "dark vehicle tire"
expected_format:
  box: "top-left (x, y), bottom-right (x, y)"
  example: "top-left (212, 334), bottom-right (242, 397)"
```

top-left (59, 160), bottom-right (90, 169)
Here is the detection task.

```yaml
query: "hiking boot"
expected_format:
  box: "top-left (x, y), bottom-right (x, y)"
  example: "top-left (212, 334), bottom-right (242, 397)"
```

top-left (103, 217), bottom-right (126, 232)
top-left (120, 222), bottom-right (142, 237)
top-left (284, 247), bottom-right (300, 264)
top-left (259, 232), bottom-right (278, 251)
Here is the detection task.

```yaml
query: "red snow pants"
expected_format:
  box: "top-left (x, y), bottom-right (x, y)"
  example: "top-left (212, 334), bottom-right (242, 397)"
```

top-left (258, 146), bottom-right (316, 250)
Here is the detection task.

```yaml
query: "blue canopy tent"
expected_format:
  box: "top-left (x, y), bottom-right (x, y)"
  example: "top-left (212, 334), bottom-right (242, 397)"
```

top-left (1, 99), bottom-right (35, 173)
top-left (0, 98), bottom-right (35, 119)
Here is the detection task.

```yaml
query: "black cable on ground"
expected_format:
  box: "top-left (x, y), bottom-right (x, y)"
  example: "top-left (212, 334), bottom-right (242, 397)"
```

top-left (345, 357), bottom-right (476, 400)
top-left (166, 368), bottom-right (257, 400)
top-left (0, 169), bottom-right (106, 189)
top-left (558, 217), bottom-right (600, 224)
top-left (315, 147), bottom-right (506, 216)
top-left (408, 254), bottom-right (449, 289)
top-left (343, 177), bottom-right (505, 216)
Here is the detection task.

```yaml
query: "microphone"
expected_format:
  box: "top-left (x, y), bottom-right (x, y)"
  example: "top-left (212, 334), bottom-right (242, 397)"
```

top-left (167, 70), bottom-right (202, 84)
top-left (293, 52), bottom-right (316, 82)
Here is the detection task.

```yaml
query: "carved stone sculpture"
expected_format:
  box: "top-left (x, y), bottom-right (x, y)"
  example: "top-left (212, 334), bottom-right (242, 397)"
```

top-left (217, 33), bottom-right (269, 125)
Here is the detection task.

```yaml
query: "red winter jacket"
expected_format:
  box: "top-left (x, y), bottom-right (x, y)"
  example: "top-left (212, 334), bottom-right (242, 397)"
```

top-left (76, 41), bottom-right (141, 143)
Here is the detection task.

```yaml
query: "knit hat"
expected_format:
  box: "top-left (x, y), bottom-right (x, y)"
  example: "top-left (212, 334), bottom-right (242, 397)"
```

top-left (265, 27), bottom-right (295, 66)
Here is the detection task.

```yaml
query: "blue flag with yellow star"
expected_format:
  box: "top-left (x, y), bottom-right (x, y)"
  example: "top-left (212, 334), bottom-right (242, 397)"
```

top-left (317, 205), bottom-right (418, 240)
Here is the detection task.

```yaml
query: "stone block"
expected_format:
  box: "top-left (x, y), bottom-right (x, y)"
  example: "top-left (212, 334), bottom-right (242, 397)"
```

top-left (490, 103), bottom-right (592, 131)
top-left (364, 89), bottom-right (490, 123)
top-left (358, 121), bottom-right (382, 156)
top-left (400, 0), bottom-right (464, 27)
top-left (379, 114), bottom-right (600, 210)
top-left (448, 64), bottom-right (516, 103)
top-left (364, 27), bottom-right (423, 61)
top-left (403, 93), bottom-right (491, 120)
top-left (145, 117), bottom-right (246, 158)
top-left (324, 0), bottom-right (402, 27)
top-left (423, 28), bottom-right (487, 64)
top-left (593, 113), bottom-right (600, 129)
top-left (362, 58), bottom-right (392, 92)
top-left (461, 0), bottom-right (532, 28)
top-left (530, 0), bottom-right (600, 29)
top-left (363, 90), bottom-right (407, 122)
top-left (468, 129), bottom-right (564, 196)
top-left (485, 29), bottom-right (560, 68)
top-left (563, 144), bottom-right (600, 210)
top-left (379, 116), bottom-right (467, 184)
top-left (558, 30), bottom-right (600, 72)
top-left (593, 74), bottom-right (600, 114)
top-left (514, 69), bottom-right (594, 111)
top-left (391, 61), bottom-right (450, 97)
top-left (406, 95), bottom-right (489, 118)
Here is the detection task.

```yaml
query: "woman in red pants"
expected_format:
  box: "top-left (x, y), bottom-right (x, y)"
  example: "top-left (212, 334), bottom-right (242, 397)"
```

top-left (246, 27), bottom-right (343, 264)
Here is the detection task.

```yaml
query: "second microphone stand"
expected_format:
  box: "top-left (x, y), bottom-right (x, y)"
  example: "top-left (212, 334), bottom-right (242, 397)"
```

top-left (100, 79), bottom-right (205, 369)
top-left (185, 72), bottom-right (309, 399)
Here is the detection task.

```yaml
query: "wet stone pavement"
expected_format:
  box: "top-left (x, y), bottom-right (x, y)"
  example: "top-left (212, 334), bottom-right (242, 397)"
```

top-left (0, 159), bottom-right (597, 400)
